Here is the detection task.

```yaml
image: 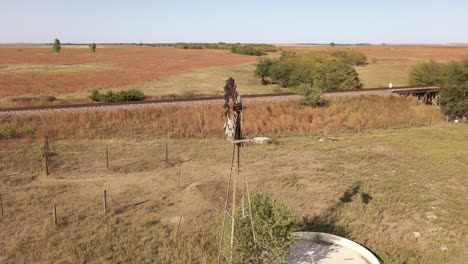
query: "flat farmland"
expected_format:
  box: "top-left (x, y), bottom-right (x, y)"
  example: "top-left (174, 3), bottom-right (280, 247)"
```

top-left (0, 45), bottom-right (256, 98)
top-left (280, 44), bottom-right (468, 87)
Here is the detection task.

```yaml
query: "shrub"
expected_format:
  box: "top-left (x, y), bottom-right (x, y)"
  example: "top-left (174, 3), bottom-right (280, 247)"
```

top-left (52, 38), bottom-right (61, 53)
top-left (89, 89), bottom-right (145, 103)
top-left (295, 84), bottom-right (326, 107)
top-left (228, 191), bottom-right (298, 263)
top-left (24, 124), bottom-right (37, 135)
top-left (331, 49), bottom-right (367, 66)
top-left (0, 123), bottom-right (17, 139)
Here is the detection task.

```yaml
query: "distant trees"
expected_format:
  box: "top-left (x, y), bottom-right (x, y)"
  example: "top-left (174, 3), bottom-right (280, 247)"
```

top-left (331, 49), bottom-right (367, 66)
top-left (52, 38), bottom-right (61, 53)
top-left (173, 43), bottom-right (277, 56)
top-left (253, 50), bottom-right (363, 91)
top-left (89, 43), bottom-right (96, 52)
top-left (409, 59), bottom-right (468, 118)
top-left (330, 42), bottom-right (335, 47)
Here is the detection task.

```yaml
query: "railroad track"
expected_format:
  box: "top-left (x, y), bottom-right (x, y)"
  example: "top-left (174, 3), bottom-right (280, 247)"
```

top-left (0, 86), bottom-right (439, 117)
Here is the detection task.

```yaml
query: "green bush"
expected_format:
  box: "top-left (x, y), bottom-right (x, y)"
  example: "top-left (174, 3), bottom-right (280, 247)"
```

top-left (228, 191), bottom-right (298, 263)
top-left (89, 89), bottom-right (145, 103)
top-left (331, 49), bottom-right (367, 66)
top-left (0, 123), bottom-right (17, 139)
top-left (296, 84), bottom-right (326, 107)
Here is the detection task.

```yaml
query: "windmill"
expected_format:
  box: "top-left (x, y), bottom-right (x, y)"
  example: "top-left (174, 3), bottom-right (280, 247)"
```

top-left (218, 77), bottom-right (256, 263)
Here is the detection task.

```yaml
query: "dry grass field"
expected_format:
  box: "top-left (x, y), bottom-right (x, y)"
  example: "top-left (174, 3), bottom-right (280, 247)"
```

top-left (1, 96), bottom-right (442, 140)
top-left (0, 45), bottom-right (256, 98)
top-left (1, 44), bottom-right (468, 107)
top-left (0, 123), bottom-right (466, 263)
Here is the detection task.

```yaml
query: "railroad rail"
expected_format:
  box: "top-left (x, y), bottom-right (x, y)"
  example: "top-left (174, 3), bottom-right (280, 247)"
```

top-left (0, 85), bottom-right (440, 116)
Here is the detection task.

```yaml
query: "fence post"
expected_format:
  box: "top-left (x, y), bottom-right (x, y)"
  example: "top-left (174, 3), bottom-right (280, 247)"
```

top-left (0, 193), bottom-right (4, 220)
top-left (103, 190), bottom-right (108, 213)
top-left (53, 205), bottom-right (57, 226)
top-left (43, 135), bottom-right (49, 176)
top-left (178, 168), bottom-right (181, 189)
top-left (106, 147), bottom-right (109, 169)
top-left (176, 216), bottom-right (183, 239)
top-left (165, 143), bottom-right (169, 164)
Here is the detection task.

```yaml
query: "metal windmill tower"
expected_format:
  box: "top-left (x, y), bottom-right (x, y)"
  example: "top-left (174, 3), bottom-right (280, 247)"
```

top-left (217, 77), bottom-right (256, 263)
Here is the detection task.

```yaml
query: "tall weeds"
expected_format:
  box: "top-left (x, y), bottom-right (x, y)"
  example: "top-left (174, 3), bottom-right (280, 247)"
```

top-left (1, 96), bottom-right (442, 140)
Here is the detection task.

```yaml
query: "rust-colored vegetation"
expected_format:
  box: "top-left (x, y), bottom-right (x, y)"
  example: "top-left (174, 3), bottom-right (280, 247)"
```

top-left (0, 45), bottom-right (256, 97)
top-left (1, 96), bottom-right (442, 140)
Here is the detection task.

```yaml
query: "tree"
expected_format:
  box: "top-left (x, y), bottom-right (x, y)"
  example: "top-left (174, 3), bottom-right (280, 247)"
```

top-left (52, 38), bottom-right (61, 53)
top-left (269, 60), bottom-right (294, 87)
top-left (89, 43), bottom-right (96, 52)
top-left (409, 60), bottom-right (447, 86)
top-left (408, 59), bottom-right (468, 118)
top-left (312, 61), bottom-right (363, 91)
top-left (330, 42), bottom-right (335, 47)
top-left (254, 58), bottom-right (273, 85)
top-left (439, 60), bottom-right (468, 118)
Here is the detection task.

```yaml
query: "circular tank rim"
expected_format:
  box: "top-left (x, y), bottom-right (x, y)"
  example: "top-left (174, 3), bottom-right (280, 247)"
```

top-left (291, 232), bottom-right (383, 264)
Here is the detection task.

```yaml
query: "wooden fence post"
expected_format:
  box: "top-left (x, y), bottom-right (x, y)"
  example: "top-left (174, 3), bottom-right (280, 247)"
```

top-left (176, 216), bottom-right (182, 239)
top-left (165, 143), bottom-right (169, 164)
top-left (53, 205), bottom-right (57, 226)
top-left (178, 168), bottom-right (181, 189)
top-left (43, 135), bottom-right (49, 176)
top-left (103, 190), bottom-right (108, 213)
top-left (0, 193), bottom-right (4, 220)
top-left (106, 147), bottom-right (109, 169)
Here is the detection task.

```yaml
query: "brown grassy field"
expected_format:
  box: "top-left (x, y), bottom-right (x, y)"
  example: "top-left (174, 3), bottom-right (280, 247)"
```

top-left (279, 44), bottom-right (468, 87)
top-left (0, 45), bottom-right (256, 98)
top-left (0, 123), bottom-right (466, 263)
top-left (0, 96), bottom-right (442, 140)
top-left (1, 95), bottom-right (467, 263)
top-left (1, 44), bottom-right (467, 107)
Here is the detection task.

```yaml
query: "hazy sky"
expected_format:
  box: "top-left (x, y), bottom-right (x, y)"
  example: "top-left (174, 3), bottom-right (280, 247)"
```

top-left (1, 0), bottom-right (467, 44)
